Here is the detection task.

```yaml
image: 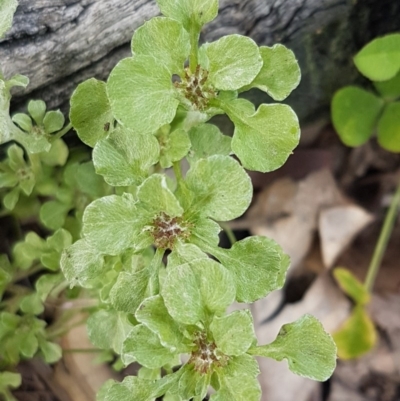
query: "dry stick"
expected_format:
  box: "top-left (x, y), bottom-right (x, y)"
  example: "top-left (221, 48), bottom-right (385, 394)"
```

top-left (364, 178), bottom-right (400, 293)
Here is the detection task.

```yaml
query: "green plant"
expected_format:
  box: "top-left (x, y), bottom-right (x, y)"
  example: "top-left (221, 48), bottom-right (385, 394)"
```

top-left (331, 33), bottom-right (400, 359)
top-left (0, 0), bottom-right (337, 400)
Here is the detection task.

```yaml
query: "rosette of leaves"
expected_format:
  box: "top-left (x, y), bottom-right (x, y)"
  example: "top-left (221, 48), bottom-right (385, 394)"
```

top-left (332, 33), bottom-right (400, 152)
top-left (0, 144), bottom-right (35, 210)
top-left (0, 371), bottom-right (21, 401)
top-left (62, 153), bottom-right (292, 314)
top-left (98, 249), bottom-right (336, 401)
top-left (69, 0), bottom-right (301, 173)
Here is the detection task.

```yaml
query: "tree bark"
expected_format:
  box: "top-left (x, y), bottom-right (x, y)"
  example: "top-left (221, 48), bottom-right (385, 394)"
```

top-left (1, 0), bottom-right (399, 121)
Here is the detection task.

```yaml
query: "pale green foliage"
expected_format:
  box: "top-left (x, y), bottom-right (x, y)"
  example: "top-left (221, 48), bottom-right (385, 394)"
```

top-left (0, 0), bottom-right (17, 39)
top-left (333, 268), bottom-right (370, 305)
top-left (132, 17), bottom-right (190, 75)
top-left (70, 78), bottom-right (113, 147)
top-left (242, 44), bottom-right (301, 101)
top-left (156, 0), bottom-right (218, 31)
top-left (107, 56), bottom-right (178, 134)
top-left (0, 0), bottom-right (338, 398)
top-left (249, 315), bottom-right (337, 381)
top-left (222, 99), bottom-right (300, 172)
top-left (205, 35), bottom-right (262, 90)
top-left (185, 155), bottom-right (252, 220)
top-left (209, 236), bottom-right (290, 303)
top-left (93, 126), bottom-right (159, 186)
top-left (374, 70), bottom-right (400, 99)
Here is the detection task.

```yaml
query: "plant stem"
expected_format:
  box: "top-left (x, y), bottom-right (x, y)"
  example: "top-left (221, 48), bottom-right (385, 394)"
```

top-left (51, 122), bottom-right (72, 141)
top-left (63, 348), bottom-right (103, 353)
top-left (219, 222), bottom-right (237, 246)
top-left (364, 179), bottom-right (400, 292)
top-left (189, 24), bottom-right (200, 72)
top-left (173, 161), bottom-right (183, 185)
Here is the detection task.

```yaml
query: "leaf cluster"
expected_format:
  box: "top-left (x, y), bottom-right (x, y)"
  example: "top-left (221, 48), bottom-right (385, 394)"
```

top-left (331, 33), bottom-right (400, 152)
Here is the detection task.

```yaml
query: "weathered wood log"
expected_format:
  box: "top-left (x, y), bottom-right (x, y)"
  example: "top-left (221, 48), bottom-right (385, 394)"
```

top-left (1, 0), bottom-right (400, 121)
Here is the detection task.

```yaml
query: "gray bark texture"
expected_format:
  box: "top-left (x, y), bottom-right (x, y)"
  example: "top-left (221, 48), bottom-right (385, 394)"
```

top-left (1, 0), bottom-right (400, 122)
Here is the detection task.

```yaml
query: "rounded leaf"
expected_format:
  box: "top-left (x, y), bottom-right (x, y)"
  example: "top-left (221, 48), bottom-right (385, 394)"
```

top-left (132, 17), bottom-right (190, 75)
top-left (43, 110), bottom-right (65, 134)
top-left (93, 127), bottom-right (160, 186)
top-left (82, 194), bottom-right (141, 255)
top-left (250, 314), bottom-right (337, 381)
top-left (28, 100), bottom-right (46, 125)
top-left (210, 310), bottom-right (256, 356)
top-left (242, 44), bottom-right (301, 101)
top-left (354, 33), bottom-right (400, 81)
top-left (226, 100), bottom-right (300, 173)
top-left (69, 78), bottom-right (113, 147)
top-left (206, 35), bottom-right (262, 90)
top-left (0, 0), bottom-right (18, 38)
top-left (185, 155), bottom-right (252, 221)
top-left (332, 86), bottom-right (383, 147)
top-left (377, 102), bottom-right (400, 152)
top-left (107, 56), bottom-right (179, 134)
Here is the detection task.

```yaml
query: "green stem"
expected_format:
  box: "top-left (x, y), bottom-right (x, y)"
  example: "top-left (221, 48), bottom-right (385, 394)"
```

top-left (173, 161), bottom-right (184, 185)
top-left (189, 24), bottom-right (200, 72)
top-left (364, 179), bottom-right (400, 292)
top-left (63, 348), bottom-right (103, 353)
top-left (51, 122), bottom-right (72, 141)
top-left (219, 222), bottom-right (237, 245)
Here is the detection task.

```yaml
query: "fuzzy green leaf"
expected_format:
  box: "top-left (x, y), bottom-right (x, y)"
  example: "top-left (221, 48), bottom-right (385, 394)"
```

top-left (374, 70), bottom-right (400, 100)
top-left (104, 377), bottom-right (156, 401)
top-left (38, 339), bottom-right (62, 363)
top-left (185, 155), bottom-right (252, 221)
top-left (242, 44), bottom-right (301, 101)
top-left (211, 374), bottom-right (261, 401)
top-left (4, 187), bottom-right (20, 210)
top-left (20, 293), bottom-right (44, 315)
top-left (138, 174), bottom-right (183, 218)
top-left (122, 324), bottom-right (176, 368)
top-left (28, 100), bottom-right (46, 126)
top-left (188, 215), bottom-right (221, 249)
top-left (333, 305), bottom-right (377, 360)
top-left (212, 354), bottom-right (261, 401)
top-left (135, 295), bottom-right (188, 352)
top-left (250, 314), bottom-right (337, 381)
top-left (162, 258), bottom-right (235, 324)
top-left (69, 78), bottom-right (112, 147)
top-left (60, 239), bottom-right (105, 288)
top-left (87, 310), bottom-right (132, 354)
top-left (210, 310), bottom-right (256, 356)
top-left (131, 17), bottom-right (190, 75)
top-left (333, 268), bottom-right (370, 305)
top-left (0, 0), bottom-right (18, 38)
top-left (354, 33), bottom-right (400, 81)
top-left (158, 128), bottom-right (191, 168)
top-left (82, 193), bottom-right (141, 255)
top-left (39, 200), bottom-right (69, 230)
top-left (35, 273), bottom-right (65, 302)
top-left (210, 236), bottom-right (290, 303)
top-left (93, 126), bottom-right (159, 186)
top-left (107, 56), bottom-right (179, 134)
top-left (377, 102), bottom-right (400, 152)
top-left (156, 0), bottom-right (218, 31)
top-left (109, 269), bottom-right (155, 314)
top-left (12, 113), bottom-right (32, 132)
top-left (187, 123), bottom-right (231, 163)
top-left (0, 372), bottom-right (21, 389)
top-left (332, 86), bottom-right (383, 147)
top-left (205, 35), bottom-right (262, 91)
top-left (40, 139), bottom-right (69, 166)
top-left (223, 99), bottom-right (300, 173)
top-left (43, 110), bottom-right (64, 134)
